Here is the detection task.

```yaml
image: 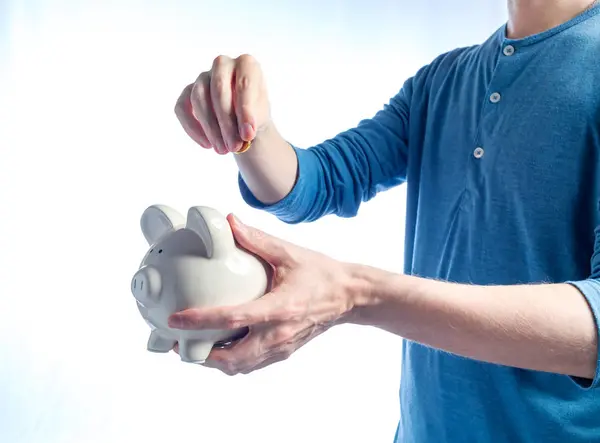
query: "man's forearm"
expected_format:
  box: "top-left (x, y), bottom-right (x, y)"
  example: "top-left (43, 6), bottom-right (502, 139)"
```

top-left (347, 265), bottom-right (598, 379)
top-left (234, 123), bottom-right (298, 205)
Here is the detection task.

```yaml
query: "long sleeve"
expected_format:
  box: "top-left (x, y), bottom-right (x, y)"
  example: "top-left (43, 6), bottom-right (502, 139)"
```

top-left (568, 225), bottom-right (600, 388)
top-left (238, 77), bottom-right (415, 224)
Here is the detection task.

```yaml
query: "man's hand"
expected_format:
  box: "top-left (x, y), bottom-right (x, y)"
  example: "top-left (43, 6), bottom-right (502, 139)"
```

top-left (175, 55), bottom-right (299, 205)
top-left (168, 215), bottom-right (598, 380)
top-left (174, 54), bottom-right (272, 155)
top-left (168, 215), bottom-right (358, 375)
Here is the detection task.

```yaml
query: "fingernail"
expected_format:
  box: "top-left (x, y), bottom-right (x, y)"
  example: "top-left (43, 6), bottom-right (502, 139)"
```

top-left (241, 123), bottom-right (254, 141)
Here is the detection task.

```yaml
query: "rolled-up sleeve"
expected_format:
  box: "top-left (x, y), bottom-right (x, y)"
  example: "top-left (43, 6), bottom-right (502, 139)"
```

top-left (238, 77), bottom-right (416, 224)
top-left (238, 146), bottom-right (324, 224)
top-left (567, 226), bottom-right (600, 389)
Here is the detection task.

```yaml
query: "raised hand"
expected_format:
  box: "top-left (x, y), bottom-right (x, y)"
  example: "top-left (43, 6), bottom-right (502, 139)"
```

top-left (174, 54), bottom-right (272, 155)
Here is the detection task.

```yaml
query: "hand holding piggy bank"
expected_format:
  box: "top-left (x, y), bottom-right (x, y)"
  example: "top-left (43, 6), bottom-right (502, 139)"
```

top-left (130, 205), bottom-right (270, 364)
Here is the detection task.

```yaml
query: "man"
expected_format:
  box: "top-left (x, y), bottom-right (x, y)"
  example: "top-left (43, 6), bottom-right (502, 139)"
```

top-left (171, 1), bottom-right (600, 441)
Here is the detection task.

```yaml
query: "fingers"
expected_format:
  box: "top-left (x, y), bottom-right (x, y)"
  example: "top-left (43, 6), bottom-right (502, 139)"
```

top-left (170, 329), bottom-right (257, 375)
top-left (190, 71), bottom-right (228, 155)
top-left (233, 54), bottom-right (260, 143)
top-left (210, 56), bottom-right (243, 153)
top-left (227, 214), bottom-right (293, 266)
top-left (174, 84), bottom-right (211, 148)
top-left (173, 325), bottom-right (295, 376)
top-left (168, 293), bottom-right (286, 331)
top-left (205, 326), bottom-right (291, 376)
top-left (175, 54), bottom-right (264, 155)
top-left (201, 333), bottom-right (257, 375)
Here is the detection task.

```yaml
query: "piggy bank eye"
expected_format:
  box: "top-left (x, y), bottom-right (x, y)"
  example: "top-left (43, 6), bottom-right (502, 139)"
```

top-left (158, 249), bottom-right (163, 254)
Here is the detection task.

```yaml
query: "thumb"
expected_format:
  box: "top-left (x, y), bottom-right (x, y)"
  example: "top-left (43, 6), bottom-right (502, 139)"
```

top-left (227, 213), bottom-right (290, 266)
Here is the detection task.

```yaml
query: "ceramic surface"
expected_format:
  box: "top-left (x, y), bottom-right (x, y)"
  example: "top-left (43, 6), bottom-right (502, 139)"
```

top-left (131, 205), bottom-right (270, 363)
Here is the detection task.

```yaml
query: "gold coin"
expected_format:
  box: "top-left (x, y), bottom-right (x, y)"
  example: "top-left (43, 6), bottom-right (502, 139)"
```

top-left (235, 140), bottom-right (252, 155)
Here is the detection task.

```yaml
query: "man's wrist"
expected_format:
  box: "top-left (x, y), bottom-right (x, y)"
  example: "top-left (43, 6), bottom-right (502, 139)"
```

top-left (234, 122), bottom-right (298, 205)
top-left (234, 120), bottom-right (278, 158)
top-left (342, 263), bottom-right (412, 326)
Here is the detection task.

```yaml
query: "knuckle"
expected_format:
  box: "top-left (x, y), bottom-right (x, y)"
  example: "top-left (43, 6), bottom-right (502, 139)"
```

top-left (249, 228), bottom-right (265, 243)
top-left (212, 55), bottom-right (227, 67)
top-left (174, 85), bottom-right (192, 115)
top-left (222, 362), bottom-right (239, 376)
top-left (236, 74), bottom-right (251, 91)
top-left (225, 316), bottom-right (243, 330)
top-left (191, 81), bottom-right (207, 105)
top-left (237, 53), bottom-right (255, 64)
top-left (198, 71), bottom-right (211, 82)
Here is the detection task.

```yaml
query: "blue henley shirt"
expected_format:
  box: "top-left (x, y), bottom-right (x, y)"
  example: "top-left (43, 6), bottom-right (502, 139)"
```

top-left (238, 5), bottom-right (600, 442)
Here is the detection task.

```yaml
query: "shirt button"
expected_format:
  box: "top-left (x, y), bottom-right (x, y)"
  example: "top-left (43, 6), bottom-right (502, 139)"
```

top-left (490, 92), bottom-right (501, 103)
top-left (474, 147), bottom-right (484, 158)
top-left (503, 45), bottom-right (515, 56)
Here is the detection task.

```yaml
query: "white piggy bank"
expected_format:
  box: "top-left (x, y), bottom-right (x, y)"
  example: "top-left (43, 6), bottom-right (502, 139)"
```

top-left (130, 204), bottom-right (270, 364)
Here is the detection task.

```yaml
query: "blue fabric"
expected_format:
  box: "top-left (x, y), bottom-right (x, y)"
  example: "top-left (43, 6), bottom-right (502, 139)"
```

top-left (239, 6), bottom-right (600, 443)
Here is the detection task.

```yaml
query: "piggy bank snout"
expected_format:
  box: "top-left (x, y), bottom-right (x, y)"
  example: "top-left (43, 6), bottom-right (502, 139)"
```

top-left (131, 266), bottom-right (162, 306)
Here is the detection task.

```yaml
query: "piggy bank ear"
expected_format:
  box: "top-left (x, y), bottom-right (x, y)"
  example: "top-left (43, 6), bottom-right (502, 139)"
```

top-left (140, 205), bottom-right (185, 245)
top-left (186, 206), bottom-right (236, 259)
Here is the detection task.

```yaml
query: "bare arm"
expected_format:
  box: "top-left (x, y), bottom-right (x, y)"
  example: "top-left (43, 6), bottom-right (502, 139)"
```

top-left (165, 218), bottom-right (597, 379)
top-left (234, 122), bottom-right (298, 205)
top-left (351, 266), bottom-right (598, 380)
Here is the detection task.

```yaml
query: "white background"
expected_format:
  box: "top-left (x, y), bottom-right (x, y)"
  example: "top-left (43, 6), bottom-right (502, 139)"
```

top-left (0, 1), bottom-right (505, 442)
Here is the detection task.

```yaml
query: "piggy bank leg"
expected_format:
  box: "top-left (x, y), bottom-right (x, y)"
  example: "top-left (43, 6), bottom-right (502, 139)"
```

top-left (178, 339), bottom-right (214, 364)
top-left (147, 331), bottom-right (176, 353)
